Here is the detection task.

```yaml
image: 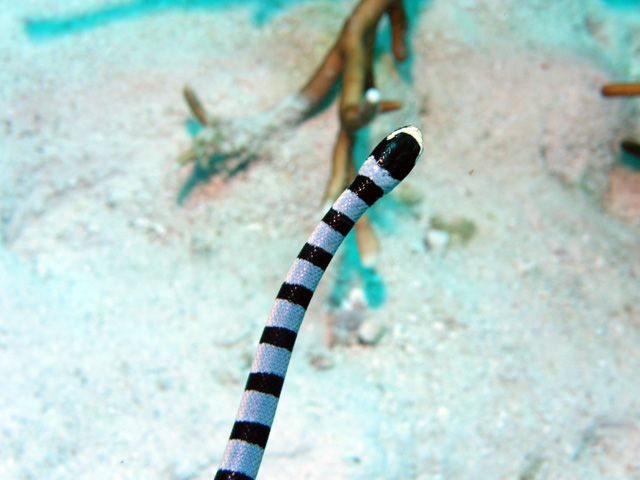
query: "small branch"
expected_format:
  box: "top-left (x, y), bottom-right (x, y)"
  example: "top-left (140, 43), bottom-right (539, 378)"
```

top-left (183, 85), bottom-right (210, 125)
top-left (601, 83), bottom-right (640, 97)
top-left (387, 0), bottom-right (408, 62)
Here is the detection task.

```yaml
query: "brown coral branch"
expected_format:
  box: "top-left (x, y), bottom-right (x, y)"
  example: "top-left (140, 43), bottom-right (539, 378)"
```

top-left (380, 100), bottom-right (404, 112)
top-left (299, 0), bottom-right (406, 118)
top-left (299, 41), bottom-right (345, 108)
top-left (387, 0), bottom-right (408, 62)
top-left (313, 0), bottom-right (408, 228)
top-left (179, 0), bottom-right (411, 264)
top-left (601, 83), bottom-right (640, 97)
top-left (320, 95), bottom-right (404, 207)
top-left (339, 0), bottom-right (394, 131)
top-left (183, 85), bottom-right (210, 125)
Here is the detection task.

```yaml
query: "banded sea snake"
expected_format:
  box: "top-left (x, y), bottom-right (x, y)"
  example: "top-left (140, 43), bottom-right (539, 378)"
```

top-left (214, 125), bottom-right (424, 480)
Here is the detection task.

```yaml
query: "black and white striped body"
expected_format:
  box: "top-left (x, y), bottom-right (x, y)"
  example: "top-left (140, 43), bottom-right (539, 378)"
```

top-left (214, 126), bottom-right (423, 480)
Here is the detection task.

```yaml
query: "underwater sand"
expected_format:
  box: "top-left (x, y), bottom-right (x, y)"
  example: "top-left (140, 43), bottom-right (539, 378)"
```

top-left (2, 0), bottom-right (640, 479)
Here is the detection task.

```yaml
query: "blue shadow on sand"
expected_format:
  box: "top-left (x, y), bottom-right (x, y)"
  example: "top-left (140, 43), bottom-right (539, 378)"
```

top-left (23, 0), bottom-right (328, 40)
top-left (24, 0), bottom-right (428, 41)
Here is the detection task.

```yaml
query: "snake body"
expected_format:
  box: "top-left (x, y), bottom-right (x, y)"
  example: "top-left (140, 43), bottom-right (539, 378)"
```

top-left (214, 126), bottom-right (423, 480)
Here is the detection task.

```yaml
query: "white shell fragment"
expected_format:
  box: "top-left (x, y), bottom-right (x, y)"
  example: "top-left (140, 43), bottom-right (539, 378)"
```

top-left (425, 229), bottom-right (450, 251)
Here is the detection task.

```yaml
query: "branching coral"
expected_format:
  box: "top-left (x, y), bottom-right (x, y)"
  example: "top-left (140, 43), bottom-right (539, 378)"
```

top-left (177, 0), bottom-right (410, 264)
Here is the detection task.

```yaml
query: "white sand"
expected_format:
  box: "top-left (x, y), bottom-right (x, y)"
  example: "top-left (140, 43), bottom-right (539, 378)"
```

top-left (2, 1), bottom-right (640, 479)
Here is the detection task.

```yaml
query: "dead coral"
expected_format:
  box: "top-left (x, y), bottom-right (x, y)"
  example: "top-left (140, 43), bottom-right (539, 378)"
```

top-left (177, 0), bottom-right (410, 264)
top-left (602, 83), bottom-right (640, 97)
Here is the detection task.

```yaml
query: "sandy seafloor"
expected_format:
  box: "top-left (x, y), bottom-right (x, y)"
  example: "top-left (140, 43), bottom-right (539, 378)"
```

top-left (2, 0), bottom-right (640, 479)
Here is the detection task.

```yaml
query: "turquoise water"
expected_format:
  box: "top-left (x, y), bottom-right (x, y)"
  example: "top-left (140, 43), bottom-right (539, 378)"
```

top-left (24, 0), bottom-right (335, 39)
